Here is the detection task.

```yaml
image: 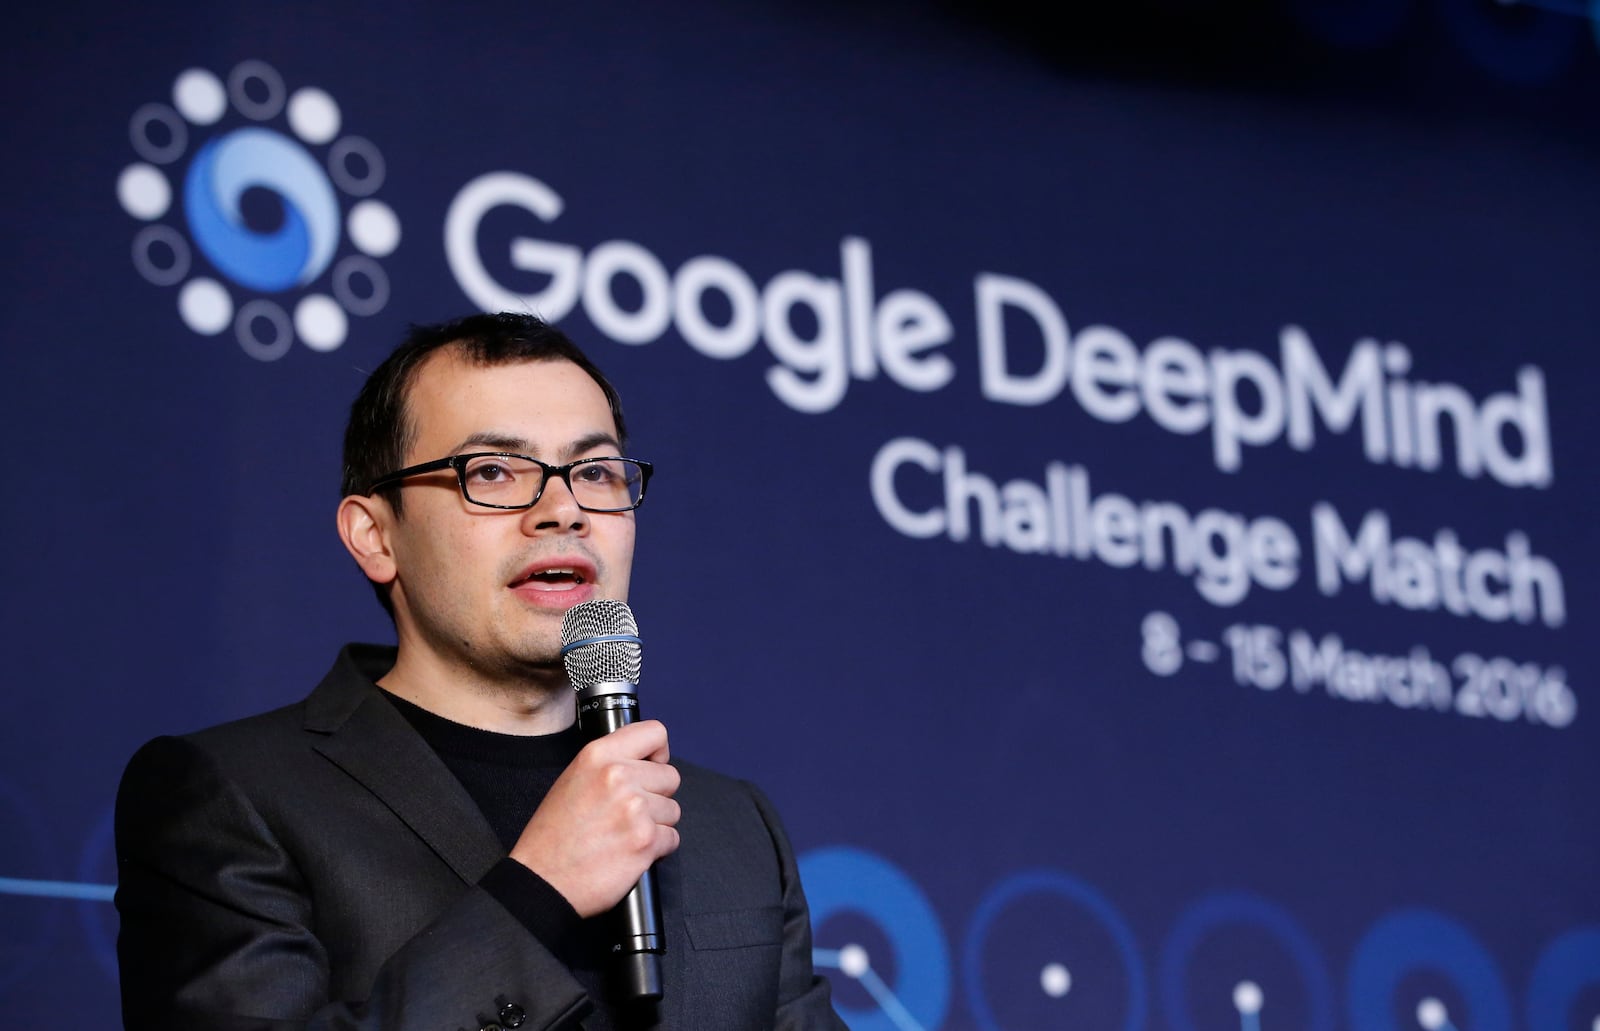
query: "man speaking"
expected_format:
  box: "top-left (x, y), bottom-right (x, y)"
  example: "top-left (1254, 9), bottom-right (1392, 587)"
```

top-left (114, 312), bottom-right (843, 1030)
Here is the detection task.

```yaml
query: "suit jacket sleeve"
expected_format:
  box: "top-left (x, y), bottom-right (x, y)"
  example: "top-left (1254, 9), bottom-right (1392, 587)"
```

top-left (743, 781), bottom-right (848, 1031)
top-left (115, 734), bottom-right (590, 1031)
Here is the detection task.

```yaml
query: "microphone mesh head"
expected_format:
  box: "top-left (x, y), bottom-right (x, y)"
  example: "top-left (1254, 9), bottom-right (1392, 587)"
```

top-left (561, 599), bottom-right (642, 688)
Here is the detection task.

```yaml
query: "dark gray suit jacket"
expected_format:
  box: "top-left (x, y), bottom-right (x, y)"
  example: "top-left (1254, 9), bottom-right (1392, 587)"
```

top-left (115, 645), bottom-right (843, 1030)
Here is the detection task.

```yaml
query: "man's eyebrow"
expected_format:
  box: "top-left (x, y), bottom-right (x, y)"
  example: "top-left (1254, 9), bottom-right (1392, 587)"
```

top-left (450, 430), bottom-right (623, 460)
top-left (563, 431), bottom-right (624, 459)
top-left (454, 432), bottom-right (528, 453)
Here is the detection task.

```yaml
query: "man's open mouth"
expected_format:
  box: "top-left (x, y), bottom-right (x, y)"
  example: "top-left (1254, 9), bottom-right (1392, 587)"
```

top-left (513, 566), bottom-right (592, 592)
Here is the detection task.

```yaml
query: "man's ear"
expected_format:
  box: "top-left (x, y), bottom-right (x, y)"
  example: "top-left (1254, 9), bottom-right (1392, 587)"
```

top-left (337, 494), bottom-right (398, 586)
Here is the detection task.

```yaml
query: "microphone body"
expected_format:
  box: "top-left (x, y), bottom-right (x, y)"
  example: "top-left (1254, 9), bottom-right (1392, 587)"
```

top-left (561, 601), bottom-right (665, 1002)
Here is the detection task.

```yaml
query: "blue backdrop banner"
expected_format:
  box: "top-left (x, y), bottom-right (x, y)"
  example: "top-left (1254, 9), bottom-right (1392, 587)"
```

top-left (3, 2), bottom-right (1597, 1027)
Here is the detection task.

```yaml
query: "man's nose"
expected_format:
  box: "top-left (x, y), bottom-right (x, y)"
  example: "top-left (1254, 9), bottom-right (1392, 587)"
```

top-left (522, 472), bottom-right (587, 532)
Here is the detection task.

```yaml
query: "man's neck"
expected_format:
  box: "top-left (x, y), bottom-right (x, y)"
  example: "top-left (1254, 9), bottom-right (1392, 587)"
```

top-left (377, 648), bottom-right (576, 735)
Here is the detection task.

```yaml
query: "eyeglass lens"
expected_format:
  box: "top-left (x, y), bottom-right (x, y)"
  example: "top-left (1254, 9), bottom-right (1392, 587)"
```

top-left (461, 455), bottom-right (644, 510)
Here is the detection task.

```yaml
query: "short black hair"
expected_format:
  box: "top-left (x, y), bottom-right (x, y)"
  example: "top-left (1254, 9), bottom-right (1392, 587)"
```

top-left (341, 311), bottom-right (628, 508)
top-left (341, 312), bottom-right (629, 617)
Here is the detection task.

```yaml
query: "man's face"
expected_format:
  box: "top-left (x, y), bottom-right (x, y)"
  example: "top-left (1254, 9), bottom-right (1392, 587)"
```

top-left (379, 351), bottom-right (635, 679)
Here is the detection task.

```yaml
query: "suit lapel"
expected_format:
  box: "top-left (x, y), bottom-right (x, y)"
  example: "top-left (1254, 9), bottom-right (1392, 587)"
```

top-left (304, 646), bottom-right (504, 884)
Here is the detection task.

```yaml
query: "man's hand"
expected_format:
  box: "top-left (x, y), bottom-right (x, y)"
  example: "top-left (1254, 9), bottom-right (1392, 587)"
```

top-left (509, 719), bottom-right (681, 917)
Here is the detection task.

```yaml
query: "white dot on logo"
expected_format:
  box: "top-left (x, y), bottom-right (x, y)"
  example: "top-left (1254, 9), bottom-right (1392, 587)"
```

top-left (347, 200), bottom-right (400, 257)
top-left (178, 278), bottom-right (233, 336)
top-left (117, 164), bottom-right (171, 221)
top-left (288, 87), bottom-right (341, 145)
top-left (838, 944), bottom-right (870, 979)
top-left (1417, 998), bottom-right (1448, 1031)
top-left (295, 294), bottom-right (348, 352)
top-left (1040, 963), bottom-right (1072, 998)
top-left (1233, 980), bottom-right (1263, 1015)
top-left (172, 68), bottom-right (226, 125)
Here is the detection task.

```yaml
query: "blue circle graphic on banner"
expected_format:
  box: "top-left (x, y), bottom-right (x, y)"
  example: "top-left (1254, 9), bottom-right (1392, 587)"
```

top-left (1158, 891), bottom-right (1333, 1031)
top-left (1348, 909), bottom-right (1511, 1031)
top-left (964, 869), bottom-right (1146, 1031)
top-left (184, 127), bottom-right (339, 292)
top-left (800, 846), bottom-right (950, 1031)
top-left (1526, 926), bottom-right (1600, 1031)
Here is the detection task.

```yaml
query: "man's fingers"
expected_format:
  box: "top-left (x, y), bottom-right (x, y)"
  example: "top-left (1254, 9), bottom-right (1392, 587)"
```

top-left (645, 793), bottom-right (681, 829)
top-left (634, 758), bottom-right (680, 798)
top-left (582, 719), bottom-right (670, 763)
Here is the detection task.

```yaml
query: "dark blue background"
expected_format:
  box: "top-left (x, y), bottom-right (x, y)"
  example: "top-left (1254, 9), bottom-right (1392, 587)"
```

top-left (3, 2), bottom-right (1596, 1027)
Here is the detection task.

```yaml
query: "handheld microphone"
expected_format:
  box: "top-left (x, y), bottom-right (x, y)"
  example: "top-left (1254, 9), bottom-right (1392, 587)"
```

top-left (559, 599), bottom-right (665, 1002)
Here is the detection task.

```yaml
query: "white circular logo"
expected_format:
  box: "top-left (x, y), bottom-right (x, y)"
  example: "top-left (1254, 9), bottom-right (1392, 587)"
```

top-left (117, 60), bottom-right (400, 360)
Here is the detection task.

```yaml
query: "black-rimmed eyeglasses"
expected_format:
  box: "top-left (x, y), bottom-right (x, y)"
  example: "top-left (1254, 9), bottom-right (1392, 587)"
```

top-left (366, 453), bottom-right (652, 512)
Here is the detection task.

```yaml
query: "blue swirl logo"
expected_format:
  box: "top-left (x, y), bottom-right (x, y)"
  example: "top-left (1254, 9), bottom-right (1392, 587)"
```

top-left (184, 128), bottom-right (340, 292)
top-left (117, 60), bottom-right (400, 360)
